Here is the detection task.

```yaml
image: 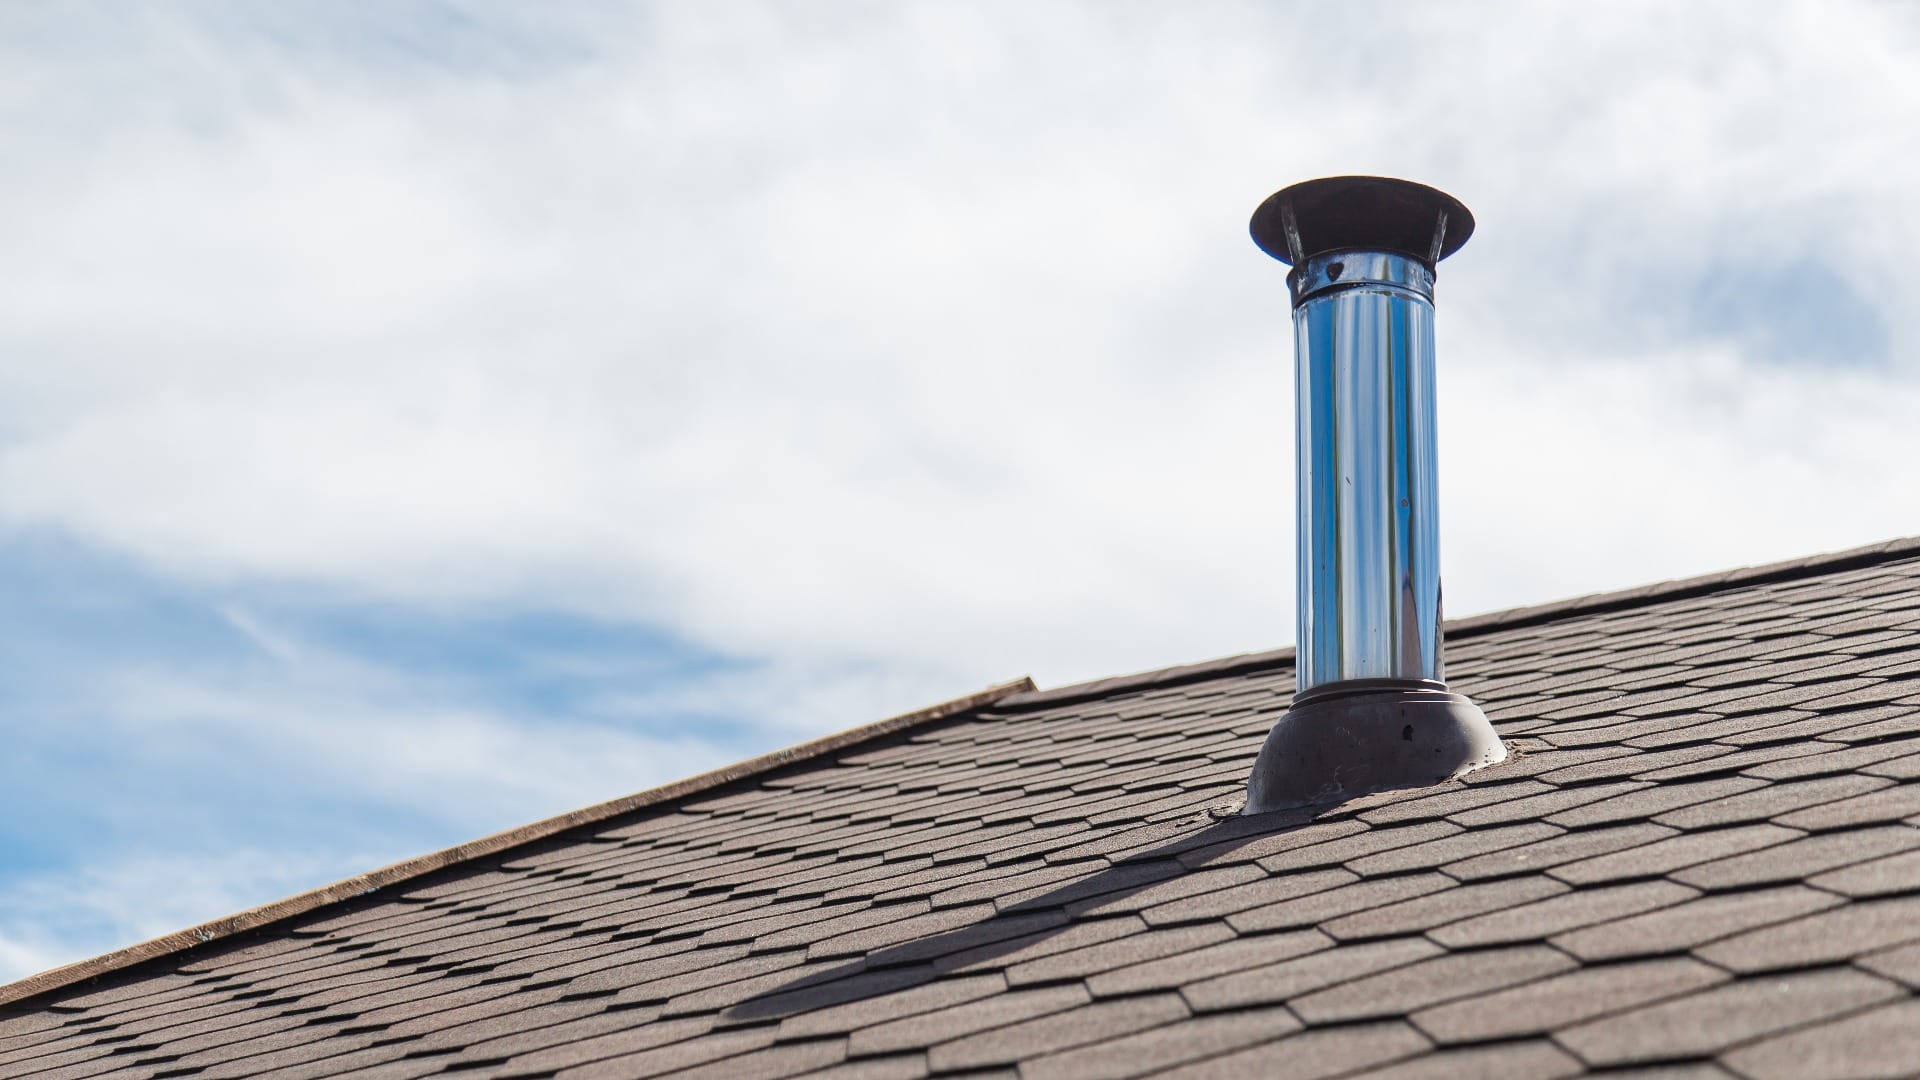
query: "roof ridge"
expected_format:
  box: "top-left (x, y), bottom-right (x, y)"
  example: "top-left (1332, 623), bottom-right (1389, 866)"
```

top-left (0, 677), bottom-right (1034, 1011)
top-left (995, 534), bottom-right (1920, 709)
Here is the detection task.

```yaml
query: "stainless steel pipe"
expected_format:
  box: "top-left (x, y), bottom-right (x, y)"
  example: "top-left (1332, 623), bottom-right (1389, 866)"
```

top-left (1290, 249), bottom-right (1443, 695)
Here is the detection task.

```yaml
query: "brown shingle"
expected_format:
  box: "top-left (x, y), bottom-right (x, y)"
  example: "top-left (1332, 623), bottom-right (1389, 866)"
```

top-left (775, 973), bottom-right (1003, 1040)
top-left (1180, 938), bottom-right (1440, 1013)
top-left (1775, 782), bottom-right (1920, 830)
top-left (1345, 1040), bottom-right (1583, 1080)
top-left (1546, 823), bottom-right (1800, 885)
top-left (1226, 874), bottom-right (1456, 934)
top-left (1137, 868), bottom-right (1356, 926)
top-left (924, 993), bottom-right (1188, 1073)
top-left (1019, 1005), bottom-right (1300, 1080)
top-left (1547, 885), bottom-right (1845, 961)
top-left (1444, 781), bottom-right (1644, 827)
top-left (1084, 930), bottom-right (1329, 998)
top-left (1723, 998), bottom-right (1920, 1080)
top-left (1855, 940), bottom-right (1920, 987)
top-left (1288, 945), bottom-right (1572, 1024)
top-left (1153, 1019), bottom-right (1431, 1079)
top-left (1003, 922), bottom-right (1233, 986)
top-left (1348, 823), bottom-right (1562, 876)
top-left (1554, 968), bottom-right (1902, 1066)
top-left (847, 984), bottom-right (1088, 1057)
top-left (1426, 880), bottom-right (1696, 948)
top-left (558, 1024), bottom-right (776, 1078)
top-left (1693, 896), bottom-right (1920, 972)
top-left (1652, 773), bottom-right (1891, 829)
top-left (1542, 776), bottom-right (1763, 828)
top-left (1320, 876), bottom-right (1567, 941)
top-left (1442, 823), bottom-right (1675, 881)
top-left (1409, 956), bottom-right (1725, 1043)
top-left (1671, 824), bottom-right (1920, 889)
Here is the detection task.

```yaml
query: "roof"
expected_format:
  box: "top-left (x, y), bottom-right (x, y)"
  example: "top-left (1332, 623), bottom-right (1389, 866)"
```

top-left (8, 536), bottom-right (1920, 1079)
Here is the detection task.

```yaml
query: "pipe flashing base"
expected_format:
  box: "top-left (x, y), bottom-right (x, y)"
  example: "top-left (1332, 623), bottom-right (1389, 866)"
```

top-left (1244, 682), bottom-right (1506, 814)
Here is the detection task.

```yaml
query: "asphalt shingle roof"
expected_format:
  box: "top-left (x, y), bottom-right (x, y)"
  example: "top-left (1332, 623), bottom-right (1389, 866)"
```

top-left (9, 538), bottom-right (1920, 1078)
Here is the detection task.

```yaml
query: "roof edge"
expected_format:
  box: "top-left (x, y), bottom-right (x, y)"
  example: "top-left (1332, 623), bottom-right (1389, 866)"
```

top-left (998, 534), bottom-right (1920, 710)
top-left (1445, 534), bottom-right (1920, 637)
top-left (0, 676), bottom-right (1035, 1011)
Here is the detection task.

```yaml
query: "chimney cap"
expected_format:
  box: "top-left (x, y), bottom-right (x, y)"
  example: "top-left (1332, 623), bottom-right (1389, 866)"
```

top-left (1250, 176), bottom-right (1474, 267)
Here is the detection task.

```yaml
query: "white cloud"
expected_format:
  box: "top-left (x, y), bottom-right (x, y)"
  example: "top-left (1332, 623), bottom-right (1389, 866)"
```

top-left (6, 4), bottom-right (1919, 706)
top-left (102, 605), bottom-right (739, 828)
top-left (0, 848), bottom-right (377, 984)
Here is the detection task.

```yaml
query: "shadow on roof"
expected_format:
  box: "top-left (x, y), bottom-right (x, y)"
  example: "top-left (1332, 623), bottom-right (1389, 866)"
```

top-left (722, 804), bottom-right (1326, 1024)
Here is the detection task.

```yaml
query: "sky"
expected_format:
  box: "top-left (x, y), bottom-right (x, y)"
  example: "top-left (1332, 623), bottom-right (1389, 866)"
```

top-left (3, 1), bottom-right (1920, 983)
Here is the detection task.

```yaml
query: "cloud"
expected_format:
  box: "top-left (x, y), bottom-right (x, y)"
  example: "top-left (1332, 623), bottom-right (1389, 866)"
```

top-left (0, 848), bottom-right (376, 984)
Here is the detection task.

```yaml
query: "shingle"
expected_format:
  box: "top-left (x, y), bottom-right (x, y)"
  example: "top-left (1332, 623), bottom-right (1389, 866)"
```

top-left (1442, 823), bottom-right (1676, 882)
top-left (1428, 880), bottom-right (1696, 948)
top-left (1856, 940), bottom-right (1920, 987)
top-left (1815, 706), bottom-right (1920, 743)
top-left (793, 1053), bottom-right (929, 1080)
top-left (1636, 741), bottom-right (1829, 782)
top-left (1085, 930), bottom-right (1330, 998)
top-left (1062, 862), bottom-right (1265, 917)
top-left (1547, 823), bottom-right (1800, 885)
top-left (1719, 710), bottom-right (1886, 746)
top-left (1723, 998), bottom-right (1920, 1080)
top-left (1672, 824), bottom-right (1920, 889)
top-left (1409, 956), bottom-right (1726, 1044)
top-left (1744, 738), bottom-right (1920, 780)
top-left (1863, 750), bottom-right (1920, 779)
top-left (1347, 823), bottom-right (1562, 876)
top-left (1715, 678), bottom-right (1886, 716)
top-left (664, 1037), bottom-right (849, 1080)
top-left (1321, 876), bottom-right (1568, 941)
top-left (1153, 1019), bottom-right (1431, 1080)
top-left (675, 962), bottom-right (934, 1022)
top-left (938, 913), bottom-right (1142, 975)
top-left (925, 993), bottom-right (1189, 1073)
top-left (807, 903), bottom-right (1000, 960)
top-left (1549, 885), bottom-right (1845, 961)
top-left (1446, 781), bottom-right (1646, 827)
top-left (425, 1001), bottom-right (672, 1066)
top-left (1355, 781), bottom-right (1552, 826)
top-left (1554, 968), bottom-right (1903, 1066)
top-left (1227, 874), bottom-right (1456, 934)
top-left (1626, 712), bottom-right (1818, 749)
top-left (1019, 1005), bottom-right (1301, 1080)
top-left (1249, 821), bottom-right (1463, 874)
top-left (1288, 945), bottom-right (1573, 1025)
top-left (556, 1024), bottom-right (775, 1078)
top-left (1653, 773), bottom-right (1892, 829)
top-left (1343, 1040), bottom-right (1583, 1080)
top-left (1455, 745), bottom-right (1637, 786)
top-left (1539, 744), bottom-right (1732, 785)
top-left (1808, 846), bottom-right (1920, 897)
top-left (1537, 712), bottom-right (1704, 748)
top-left (1139, 867), bottom-right (1357, 925)
top-left (1180, 938), bottom-right (1441, 1013)
top-left (1775, 782), bottom-right (1920, 830)
top-left (775, 973), bottom-right (1004, 1040)
top-left (1694, 896), bottom-right (1920, 972)
top-left (1004, 922), bottom-right (1234, 985)
top-left (846, 984), bottom-right (1089, 1057)
top-left (1543, 776), bottom-right (1763, 828)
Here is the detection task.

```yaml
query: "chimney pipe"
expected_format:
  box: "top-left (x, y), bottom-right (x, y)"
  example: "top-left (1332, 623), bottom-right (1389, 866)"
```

top-left (1243, 176), bottom-right (1505, 814)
